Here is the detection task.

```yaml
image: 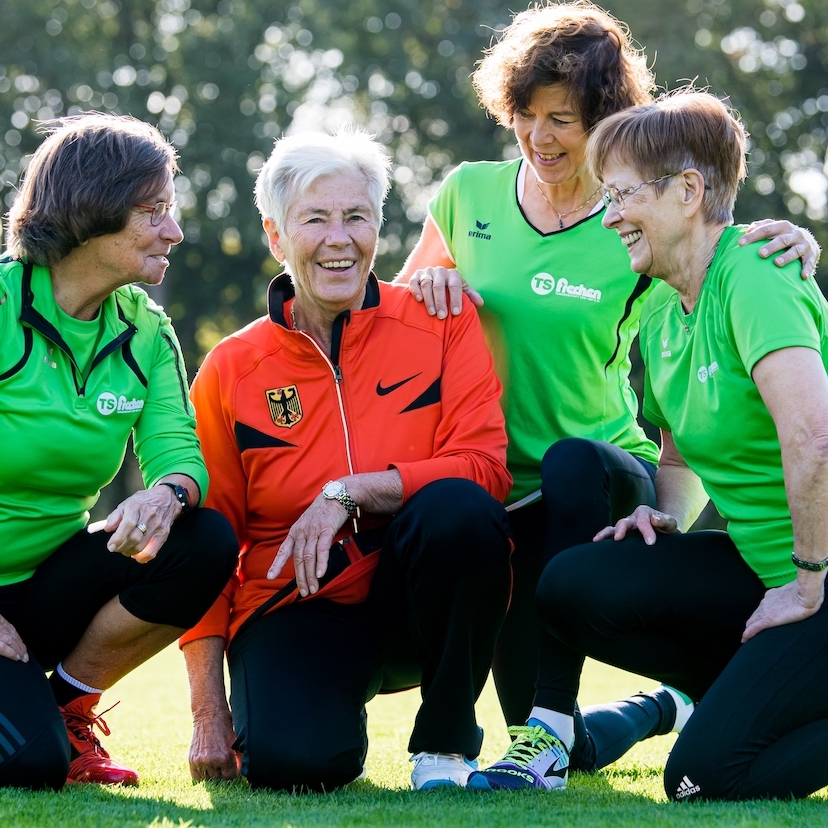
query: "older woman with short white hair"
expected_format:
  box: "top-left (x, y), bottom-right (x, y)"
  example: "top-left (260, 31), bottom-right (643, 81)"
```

top-left (181, 130), bottom-right (513, 792)
top-left (534, 90), bottom-right (828, 801)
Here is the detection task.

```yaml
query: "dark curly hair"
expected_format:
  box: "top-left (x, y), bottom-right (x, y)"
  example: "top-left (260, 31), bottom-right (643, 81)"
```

top-left (473, 1), bottom-right (655, 131)
top-left (6, 112), bottom-right (177, 266)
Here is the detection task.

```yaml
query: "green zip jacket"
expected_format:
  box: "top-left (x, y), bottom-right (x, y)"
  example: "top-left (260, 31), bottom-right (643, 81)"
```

top-left (0, 258), bottom-right (208, 585)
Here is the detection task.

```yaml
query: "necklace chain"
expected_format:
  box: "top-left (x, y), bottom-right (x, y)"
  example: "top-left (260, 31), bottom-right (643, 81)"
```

top-left (534, 179), bottom-right (602, 230)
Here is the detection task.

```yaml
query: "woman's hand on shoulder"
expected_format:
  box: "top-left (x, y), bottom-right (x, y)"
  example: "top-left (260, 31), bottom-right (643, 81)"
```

top-left (593, 505), bottom-right (679, 545)
top-left (408, 267), bottom-right (483, 319)
top-left (103, 485), bottom-right (183, 562)
top-left (739, 218), bottom-right (821, 279)
top-left (0, 613), bottom-right (28, 662)
top-left (741, 577), bottom-right (824, 642)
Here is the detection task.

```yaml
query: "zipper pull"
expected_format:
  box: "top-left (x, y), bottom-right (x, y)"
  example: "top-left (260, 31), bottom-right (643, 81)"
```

top-left (334, 365), bottom-right (343, 384)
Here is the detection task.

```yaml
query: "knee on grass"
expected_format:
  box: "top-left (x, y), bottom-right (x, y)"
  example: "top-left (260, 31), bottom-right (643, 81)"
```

top-left (245, 742), bottom-right (364, 792)
top-left (0, 715), bottom-right (70, 791)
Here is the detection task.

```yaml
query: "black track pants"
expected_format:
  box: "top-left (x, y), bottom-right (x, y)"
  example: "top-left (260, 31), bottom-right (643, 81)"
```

top-left (0, 508), bottom-right (237, 789)
top-left (538, 531), bottom-right (828, 801)
top-left (493, 438), bottom-right (656, 726)
top-left (226, 479), bottom-right (513, 792)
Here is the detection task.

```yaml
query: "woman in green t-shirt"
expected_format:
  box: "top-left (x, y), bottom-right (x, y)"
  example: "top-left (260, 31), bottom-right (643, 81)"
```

top-left (396, 0), bottom-right (821, 791)
top-left (533, 90), bottom-right (828, 801)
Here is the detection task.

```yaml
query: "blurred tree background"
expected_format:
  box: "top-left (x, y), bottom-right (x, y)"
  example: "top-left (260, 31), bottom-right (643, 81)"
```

top-left (2, 0), bottom-right (826, 515)
top-left (2, 0), bottom-right (826, 372)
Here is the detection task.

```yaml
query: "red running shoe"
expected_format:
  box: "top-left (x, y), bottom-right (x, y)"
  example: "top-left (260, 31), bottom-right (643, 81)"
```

top-left (60, 694), bottom-right (139, 786)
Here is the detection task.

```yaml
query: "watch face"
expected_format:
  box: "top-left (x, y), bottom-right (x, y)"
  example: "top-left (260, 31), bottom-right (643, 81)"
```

top-left (323, 481), bottom-right (344, 498)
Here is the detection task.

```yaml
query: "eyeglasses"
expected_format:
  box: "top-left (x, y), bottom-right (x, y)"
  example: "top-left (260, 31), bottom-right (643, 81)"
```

top-left (601, 174), bottom-right (678, 209)
top-left (602, 173), bottom-right (712, 209)
top-left (134, 200), bottom-right (178, 226)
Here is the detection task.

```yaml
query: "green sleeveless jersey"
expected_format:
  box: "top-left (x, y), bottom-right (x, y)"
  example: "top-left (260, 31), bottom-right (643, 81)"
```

top-left (429, 159), bottom-right (658, 504)
top-left (641, 226), bottom-right (828, 586)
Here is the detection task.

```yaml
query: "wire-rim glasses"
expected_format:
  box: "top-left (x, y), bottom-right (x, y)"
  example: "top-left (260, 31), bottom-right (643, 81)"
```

top-left (601, 173), bottom-right (678, 209)
top-left (134, 200), bottom-right (177, 226)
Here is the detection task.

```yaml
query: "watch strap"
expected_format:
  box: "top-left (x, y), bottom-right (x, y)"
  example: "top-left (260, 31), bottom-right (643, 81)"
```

top-left (159, 481), bottom-right (192, 514)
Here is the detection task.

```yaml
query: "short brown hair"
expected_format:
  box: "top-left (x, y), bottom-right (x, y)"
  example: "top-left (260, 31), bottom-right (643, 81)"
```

top-left (5, 112), bottom-right (178, 266)
top-left (587, 89), bottom-right (747, 225)
top-left (472, 1), bottom-right (654, 131)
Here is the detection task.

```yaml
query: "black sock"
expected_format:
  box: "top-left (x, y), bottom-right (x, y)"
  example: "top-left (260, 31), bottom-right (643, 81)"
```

top-left (49, 669), bottom-right (92, 708)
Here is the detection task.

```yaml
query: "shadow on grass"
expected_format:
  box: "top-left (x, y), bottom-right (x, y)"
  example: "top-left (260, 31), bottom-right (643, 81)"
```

top-left (1, 771), bottom-right (828, 828)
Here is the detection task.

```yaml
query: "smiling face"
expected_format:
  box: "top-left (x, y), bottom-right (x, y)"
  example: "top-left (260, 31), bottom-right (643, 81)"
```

top-left (600, 156), bottom-right (686, 280)
top-left (512, 84), bottom-right (590, 186)
top-left (85, 172), bottom-right (183, 289)
top-left (266, 171), bottom-right (379, 319)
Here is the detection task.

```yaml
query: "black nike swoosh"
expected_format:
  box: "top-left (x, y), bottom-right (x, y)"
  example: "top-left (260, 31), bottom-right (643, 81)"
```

top-left (376, 372), bottom-right (421, 396)
top-left (544, 757), bottom-right (568, 779)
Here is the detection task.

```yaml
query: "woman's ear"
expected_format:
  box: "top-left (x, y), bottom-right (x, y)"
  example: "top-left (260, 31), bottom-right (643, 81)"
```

top-left (262, 217), bottom-right (285, 263)
top-left (679, 169), bottom-right (708, 214)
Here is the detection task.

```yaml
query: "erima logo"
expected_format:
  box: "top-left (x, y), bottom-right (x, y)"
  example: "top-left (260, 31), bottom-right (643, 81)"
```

top-left (661, 337), bottom-right (672, 358)
top-left (468, 219), bottom-right (491, 240)
top-left (697, 361), bottom-right (719, 383)
top-left (675, 775), bottom-right (701, 799)
top-left (96, 392), bottom-right (145, 416)
top-left (531, 273), bottom-right (602, 302)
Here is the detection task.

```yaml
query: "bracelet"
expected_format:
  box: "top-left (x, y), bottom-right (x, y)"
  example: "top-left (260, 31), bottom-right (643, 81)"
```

top-left (791, 552), bottom-right (828, 572)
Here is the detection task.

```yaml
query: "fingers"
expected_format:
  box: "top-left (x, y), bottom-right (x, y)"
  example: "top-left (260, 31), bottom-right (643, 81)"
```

top-left (294, 531), bottom-right (334, 597)
top-left (447, 273), bottom-right (468, 317)
top-left (739, 220), bottom-right (821, 279)
top-left (410, 270), bottom-right (439, 317)
top-left (105, 489), bottom-right (177, 559)
top-left (593, 508), bottom-right (676, 545)
top-left (268, 537), bottom-right (292, 580)
top-left (0, 616), bottom-right (29, 662)
top-left (464, 284), bottom-right (484, 308)
top-left (410, 268), bottom-right (464, 318)
top-left (593, 525), bottom-right (616, 542)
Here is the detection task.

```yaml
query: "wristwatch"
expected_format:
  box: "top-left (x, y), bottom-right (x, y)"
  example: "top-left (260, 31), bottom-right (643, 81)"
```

top-left (322, 480), bottom-right (357, 515)
top-left (159, 481), bottom-right (192, 515)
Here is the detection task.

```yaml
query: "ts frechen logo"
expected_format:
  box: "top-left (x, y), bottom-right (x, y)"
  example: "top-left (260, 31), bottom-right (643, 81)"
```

top-left (266, 385), bottom-right (303, 428)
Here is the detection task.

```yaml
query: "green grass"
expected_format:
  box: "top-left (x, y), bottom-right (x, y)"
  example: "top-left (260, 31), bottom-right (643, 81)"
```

top-left (1, 647), bottom-right (826, 827)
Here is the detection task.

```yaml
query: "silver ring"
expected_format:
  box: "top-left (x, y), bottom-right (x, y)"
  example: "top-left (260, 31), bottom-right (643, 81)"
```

top-left (419, 276), bottom-right (434, 284)
top-left (137, 523), bottom-right (148, 535)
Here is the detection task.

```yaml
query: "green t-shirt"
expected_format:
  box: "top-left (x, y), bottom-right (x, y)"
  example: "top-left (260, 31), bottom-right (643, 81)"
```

top-left (429, 159), bottom-right (659, 504)
top-left (0, 259), bottom-right (208, 585)
top-left (641, 225), bottom-right (828, 587)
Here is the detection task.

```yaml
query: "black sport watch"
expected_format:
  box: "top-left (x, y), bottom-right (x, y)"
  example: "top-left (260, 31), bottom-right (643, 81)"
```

top-left (159, 481), bottom-right (192, 515)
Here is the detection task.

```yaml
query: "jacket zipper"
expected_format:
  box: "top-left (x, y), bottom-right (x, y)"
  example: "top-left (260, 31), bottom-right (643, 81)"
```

top-left (293, 313), bottom-right (360, 532)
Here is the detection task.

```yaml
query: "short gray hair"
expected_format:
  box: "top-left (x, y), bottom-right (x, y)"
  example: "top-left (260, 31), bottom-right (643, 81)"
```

top-left (254, 129), bottom-right (391, 230)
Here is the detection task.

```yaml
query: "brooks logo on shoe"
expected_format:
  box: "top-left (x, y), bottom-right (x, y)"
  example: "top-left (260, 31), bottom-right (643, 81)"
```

top-left (466, 719), bottom-right (570, 792)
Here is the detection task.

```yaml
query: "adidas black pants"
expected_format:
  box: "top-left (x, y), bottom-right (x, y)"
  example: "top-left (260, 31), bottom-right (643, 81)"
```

top-left (0, 508), bottom-right (237, 790)
top-left (225, 478), bottom-right (513, 792)
top-left (537, 530), bottom-right (828, 800)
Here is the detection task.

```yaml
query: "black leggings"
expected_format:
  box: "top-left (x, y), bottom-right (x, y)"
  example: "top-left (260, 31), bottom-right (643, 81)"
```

top-left (493, 438), bottom-right (656, 725)
top-left (226, 479), bottom-right (513, 792)
top-left (537, 531), bottom-right (828, 801)
top-left (0, 509), bottom-right (237, 790)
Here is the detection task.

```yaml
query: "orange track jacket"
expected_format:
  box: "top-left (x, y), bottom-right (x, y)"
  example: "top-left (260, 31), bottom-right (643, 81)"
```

top-left (181, 274), bottom-right (510, 646)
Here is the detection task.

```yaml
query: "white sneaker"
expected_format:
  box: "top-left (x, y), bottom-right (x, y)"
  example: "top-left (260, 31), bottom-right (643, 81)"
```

top-left (662, 686), bottom-right (695, 733)
top-left (410, 752), bottom-right (478, 790)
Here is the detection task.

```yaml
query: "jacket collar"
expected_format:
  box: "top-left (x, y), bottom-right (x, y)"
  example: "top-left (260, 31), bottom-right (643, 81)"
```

top-left (267, 271), bottom-right (381, 329)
